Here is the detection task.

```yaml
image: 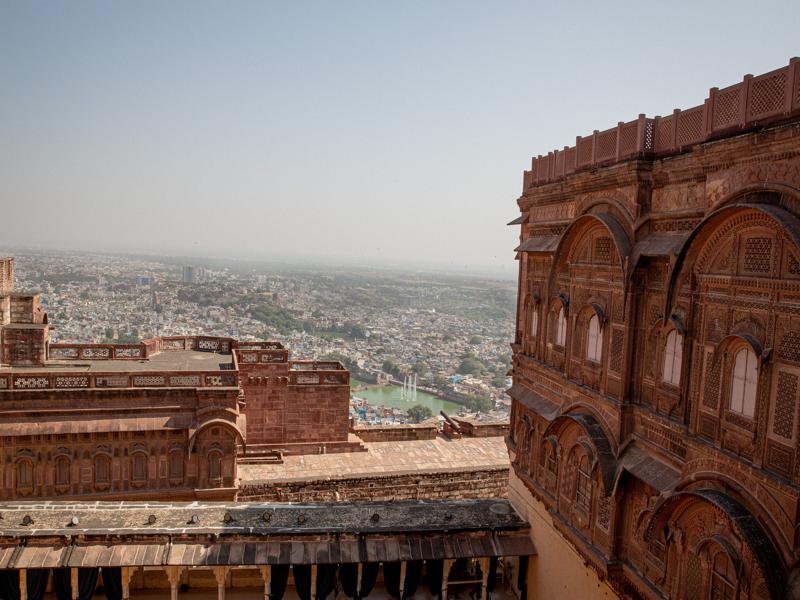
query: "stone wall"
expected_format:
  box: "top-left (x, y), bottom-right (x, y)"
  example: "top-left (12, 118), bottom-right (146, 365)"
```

top-left (452, 418), bottom-right (510, 438)
top-left (352, 423), bottom-right (438, 442)
top-left (238, 467), bottom-right (509, 502)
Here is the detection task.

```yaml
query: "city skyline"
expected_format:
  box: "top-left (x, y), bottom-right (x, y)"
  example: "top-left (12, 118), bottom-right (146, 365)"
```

top-left (2, 1), bottom-right (798, 276)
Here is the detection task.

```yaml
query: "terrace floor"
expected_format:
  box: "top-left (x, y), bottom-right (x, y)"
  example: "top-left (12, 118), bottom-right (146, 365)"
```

top-left (238, 436), bottom-right (510, 484)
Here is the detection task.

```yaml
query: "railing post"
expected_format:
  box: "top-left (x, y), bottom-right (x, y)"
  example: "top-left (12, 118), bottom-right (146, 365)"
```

top-left (702, 98), bottom-right (711, 141)
top-left (636, 113), bottom-right (647, 154)
top-left (740, 73), bottom-right (753, 128)
top-left (591, 130), bottom-right (599, 165)
top-left (786, 58), bottom-right (799, 114)
top-left (615, 122), bottom-right (623, 161)
top-left (707, 87), bottom-right (718, 135)
top-left (671, 109), bottom-right (680, 150)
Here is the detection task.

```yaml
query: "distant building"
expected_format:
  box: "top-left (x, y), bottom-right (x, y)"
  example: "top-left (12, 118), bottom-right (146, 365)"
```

top-left (182, 264), bottom-right (206, 284)
top-left (508, 58), bottom-right (800, 599)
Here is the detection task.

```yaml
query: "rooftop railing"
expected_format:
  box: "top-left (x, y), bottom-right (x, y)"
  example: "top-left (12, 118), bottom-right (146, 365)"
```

top-left (523, 58), bottom-right (800, 191)
top-left (0, 371), bottom-right (239, 391)
top-left (48, 336), bottom-right (257, 361)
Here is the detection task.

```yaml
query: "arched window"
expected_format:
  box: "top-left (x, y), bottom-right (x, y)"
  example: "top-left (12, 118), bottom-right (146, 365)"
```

top-left (540, 438), bottom-right (558, 484)
top-left (131, 452), bottom-right (147, 483)
top-left (208, 451), bottom-right (223, 481)
top-left (55, 456), bottom-right (70, 487)
top-left (730, 347), bottom-right (758, 417)
top-left (530, 307), bottom-right (539, 337)
top-left (556, 307), bottom-right (567, 347)
top-left (586, 315), bottom-right (602, 362)
top-left (575, 454), bottom-right (592, 511)
top-left (662, 330), bottom-right (683, 386)
top-left (16, 459), bottom-right (33, 492)
top-left (94, 455), bottom-right (111, 485)
top-left (710, 550), bottom-right (736, 600)
top-left (169, 451), bottom-right (184, 482)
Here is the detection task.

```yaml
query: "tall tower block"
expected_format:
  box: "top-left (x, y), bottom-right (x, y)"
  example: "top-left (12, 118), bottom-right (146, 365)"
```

top-left (0, 257), bottom-right (13, 294)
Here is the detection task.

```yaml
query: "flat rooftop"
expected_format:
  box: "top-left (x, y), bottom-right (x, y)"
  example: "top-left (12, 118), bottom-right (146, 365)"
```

top-left (0, 349), bottom-right (234, 373)
top-left (239, 436), bottom-right (510, 484)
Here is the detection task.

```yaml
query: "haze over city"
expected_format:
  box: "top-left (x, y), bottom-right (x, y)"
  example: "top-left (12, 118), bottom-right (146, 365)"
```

top-left (2, 1), bottom-right (798, 276)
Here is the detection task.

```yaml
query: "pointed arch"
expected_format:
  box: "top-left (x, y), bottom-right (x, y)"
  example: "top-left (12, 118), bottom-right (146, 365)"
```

top-left (645, 489), bottom-right (786, 600)
top-left (188, 419), bottom-right (246, 454)
top-left (665, 202), bottom-right (800, 318)
top-left (549, 212), bottom-right (633, 290)
top-left (543, 412), bottom-right (616, 493)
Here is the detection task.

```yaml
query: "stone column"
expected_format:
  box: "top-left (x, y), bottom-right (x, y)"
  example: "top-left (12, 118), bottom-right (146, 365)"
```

top-left (479, 558), bottom-right (490, 600)
top-left (398, 562), bottom-right (407, 600)
top-left (442, 559), bottom-right (454, 600)
top-left (121, 566), bottom-right (133, 600)
top-left (71, 568), bottom-right (79, 600)
top-left (259, 566), bottom-right (271, 600)
top-left (19, 569), bottom-right (27, 600)
top-left (212, 566), bottom-right (228, 600)
top-left (166, 566), bottom-right (184, 600)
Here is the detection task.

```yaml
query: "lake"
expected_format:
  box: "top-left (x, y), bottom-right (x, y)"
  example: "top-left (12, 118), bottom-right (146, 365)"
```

top-left (351, 381), bottom-right (461, 414)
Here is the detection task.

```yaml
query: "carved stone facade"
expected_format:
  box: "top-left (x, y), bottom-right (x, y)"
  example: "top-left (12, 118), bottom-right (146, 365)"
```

top-left (509, 62), bottom-right (800, 600)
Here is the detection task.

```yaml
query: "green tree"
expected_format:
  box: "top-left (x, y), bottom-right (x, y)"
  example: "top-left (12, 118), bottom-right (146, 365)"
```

top-left (469, 335), bottom-right (482, 345)
top-left (491, 374), bottom-right (508, 388)
top-left (458, 357), bottom-right (485, 375)
top-left (464, 395), bottom-right (492, 413)
top-left (411, 361), bottom-right (429, 375)
top-left (382, 359), bottom-right (401, 378)
top-left (407, 404), bottom-right (433, 423)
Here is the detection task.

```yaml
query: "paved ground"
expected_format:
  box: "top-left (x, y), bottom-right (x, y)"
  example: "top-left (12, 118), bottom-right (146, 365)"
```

top-left (239, 436), bottom-right (510, 483)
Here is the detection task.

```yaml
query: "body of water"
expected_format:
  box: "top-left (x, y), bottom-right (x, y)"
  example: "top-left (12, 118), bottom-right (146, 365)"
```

top-left (352, 382), bottom-right (460, 414)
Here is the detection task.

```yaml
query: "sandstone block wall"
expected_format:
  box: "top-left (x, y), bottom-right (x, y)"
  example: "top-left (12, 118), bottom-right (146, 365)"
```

top-left (238, 467), bottom-right (509, 502)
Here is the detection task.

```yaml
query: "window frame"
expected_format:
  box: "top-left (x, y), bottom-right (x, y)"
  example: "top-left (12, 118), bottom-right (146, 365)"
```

top-left (662, 330), bottom-right (684, 386)
top-left (709, 550), bottom-right (737, 600)
top-left (54, 455), bottom-right (71, 488)
top-left (208, 450), bottom-right (223, 483)
top-left (575, 454), bottom-right (592, 511)
top-left (131, 451), bottom-right (148, 484)
top-left (586, 315), bottom-right (603, 363)
top-left (530, 306), bottom-right (539, 338)
top-left (16, 458), bottom-right (34, 492)
top-left (729, 347), bottom-right (758, 418)
top-left (556, 307), bottom-right (567, 348)
top-left (94, 454), bottom-right (112, 487)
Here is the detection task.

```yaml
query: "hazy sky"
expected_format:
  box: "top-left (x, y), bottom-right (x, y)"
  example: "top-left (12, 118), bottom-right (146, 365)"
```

top-left (1, 1), bottom-right (797, 277)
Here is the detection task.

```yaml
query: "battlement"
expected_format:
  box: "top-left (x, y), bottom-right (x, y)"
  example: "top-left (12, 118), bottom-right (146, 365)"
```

top-left (523, 57), bottom-right (800, 191)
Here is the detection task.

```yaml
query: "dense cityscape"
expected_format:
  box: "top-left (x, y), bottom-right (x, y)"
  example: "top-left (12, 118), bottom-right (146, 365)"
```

top-left (9, 250), bottom-right (515, 424)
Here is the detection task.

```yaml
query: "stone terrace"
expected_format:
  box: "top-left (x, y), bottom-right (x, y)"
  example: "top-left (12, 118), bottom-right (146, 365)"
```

top-left (237, 437), bottom-right (510, 502)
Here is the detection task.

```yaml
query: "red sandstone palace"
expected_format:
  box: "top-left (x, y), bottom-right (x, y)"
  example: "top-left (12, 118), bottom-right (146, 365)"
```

top-left (0, 259), bottom-right (352, 501)
top-left (508, 58), bottom-right (800, 599)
